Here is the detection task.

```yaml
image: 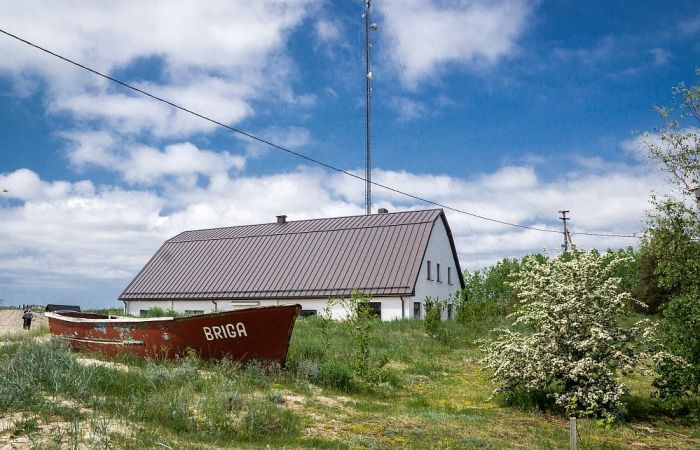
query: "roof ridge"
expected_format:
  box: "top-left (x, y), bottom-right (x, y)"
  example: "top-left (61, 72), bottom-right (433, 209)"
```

top-left (168, 208), bottom-right (442, 243)
top-left (168, 219), bottom-right (436, 244)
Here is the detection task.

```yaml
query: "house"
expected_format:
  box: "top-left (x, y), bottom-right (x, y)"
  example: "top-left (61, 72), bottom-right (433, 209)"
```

top-left (119, 208), bottom-right (464, 320)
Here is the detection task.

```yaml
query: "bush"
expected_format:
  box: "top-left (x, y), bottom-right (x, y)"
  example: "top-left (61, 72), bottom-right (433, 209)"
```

top-left (241, 401), bottom-right (299, 439)
top-left (481, 249), bottom-right (653, 419)
top-left (139, 306), bottom-right (182, 318)
top-left (423, 296), bottom-right (443, 338)
top-left (319, 359), bottom-right (353, 392)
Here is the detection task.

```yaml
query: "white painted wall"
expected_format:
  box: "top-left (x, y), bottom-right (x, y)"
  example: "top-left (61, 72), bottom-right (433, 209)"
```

top-left (124, 297), bottom-right (406, 321)
top-left (403, 217), bottom-right (462, 319)
top-left (124, 217), bottom-right (462, 322)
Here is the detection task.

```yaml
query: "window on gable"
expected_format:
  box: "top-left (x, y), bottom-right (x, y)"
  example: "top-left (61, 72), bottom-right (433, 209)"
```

top-left (437, 263), bottom-right (441, 282)
top-left (427, 261), bottom-right (432, 280)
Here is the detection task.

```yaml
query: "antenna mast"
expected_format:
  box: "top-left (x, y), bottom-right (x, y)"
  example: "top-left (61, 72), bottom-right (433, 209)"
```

top-left (364, 0), bottom-right (375, 214)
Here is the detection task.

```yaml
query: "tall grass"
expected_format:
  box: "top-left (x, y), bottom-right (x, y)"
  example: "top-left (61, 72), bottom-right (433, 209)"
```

top-left (1, 316), bottom-right (698, 448)
top-left (0, 335), bottom-right (300, 446)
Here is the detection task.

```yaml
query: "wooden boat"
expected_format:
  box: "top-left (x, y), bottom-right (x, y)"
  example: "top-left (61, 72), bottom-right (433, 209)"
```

top-left (46, 304), bottom-right (301, 364)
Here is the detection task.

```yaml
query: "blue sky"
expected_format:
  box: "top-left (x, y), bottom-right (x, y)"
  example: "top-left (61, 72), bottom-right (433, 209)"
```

top-left (0, 0), bottom-right (698, 308)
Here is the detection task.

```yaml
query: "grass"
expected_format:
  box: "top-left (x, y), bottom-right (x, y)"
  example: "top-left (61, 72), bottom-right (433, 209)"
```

top-left (0, 316), bottom-right (699, 448)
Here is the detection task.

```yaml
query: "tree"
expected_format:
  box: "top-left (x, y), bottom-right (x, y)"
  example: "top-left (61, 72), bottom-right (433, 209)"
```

top-left (643, 70), bottom-right (700, 398)
top-left (481, 250), bottom-right (652, 419)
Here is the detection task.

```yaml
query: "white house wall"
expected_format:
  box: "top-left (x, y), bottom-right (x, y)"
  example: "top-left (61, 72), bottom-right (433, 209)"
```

top-left (405, 217), bottom-right (462, 319)
top-left (124, 297), bottom-right (406, 321)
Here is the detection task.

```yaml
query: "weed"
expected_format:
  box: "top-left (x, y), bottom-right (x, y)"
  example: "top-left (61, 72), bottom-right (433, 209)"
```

top-left (266, 389), bottom-right (285, 404)
top-left (240, 401), bottom-right (299, 440)
top-left (11, 414), bottom-right (38, 437)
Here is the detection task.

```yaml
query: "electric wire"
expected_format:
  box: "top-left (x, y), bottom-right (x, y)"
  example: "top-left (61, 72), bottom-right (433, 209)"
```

top-left (0, 27), bottom-right (642, 239)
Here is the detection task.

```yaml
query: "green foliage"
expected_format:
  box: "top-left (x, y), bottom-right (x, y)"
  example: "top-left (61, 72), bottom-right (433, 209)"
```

top-left (139, 306), bottom-right (183, 318)
top-left (481, 249), bottom-right (654, 419)
top-left (326, 291), bottom-right (384, 383)
top-left (2, 314), bottom-right (699, 447)
top-left (463, 257), bottom-right (522, 307)
top-left (605, 246), bottom-right (641, 297)
top-left (456, 256), bottom-right (530, 327)
top-left (85, 307), bottom-right (124, 316)
top-left (11, 415), bottom-right (38, 437)
top-left (633, 249), bottom-right (674, 313)
top-left (642, 73), bottom-right (700, 399)
top-left (423, 296), bottom-right (443, 338)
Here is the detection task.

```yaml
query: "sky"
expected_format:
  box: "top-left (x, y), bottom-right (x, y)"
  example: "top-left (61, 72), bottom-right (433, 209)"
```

top-left (0, 0), bottom-right (699, 308)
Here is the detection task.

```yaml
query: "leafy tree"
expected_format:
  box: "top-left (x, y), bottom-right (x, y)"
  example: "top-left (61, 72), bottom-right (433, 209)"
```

top-left (481, 250), bottom-right (652, 419)
top-left (632, 250), bottom-right (675, 313)
top-left (458, 257), bottom-right (524, 323)
top-left (643, 70), bottom-right (700, 397)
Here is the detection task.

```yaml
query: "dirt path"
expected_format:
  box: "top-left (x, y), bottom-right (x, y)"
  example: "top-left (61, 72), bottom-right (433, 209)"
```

top-left (0, 309), bottom-right (48, 335)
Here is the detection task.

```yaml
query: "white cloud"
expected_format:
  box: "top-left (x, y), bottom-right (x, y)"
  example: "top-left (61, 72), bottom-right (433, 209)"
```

top-left (239, 126), bottom-right (312, 157)
top-left (315, 19), bottom-right (342, 43)
top-left (0, 1), bottom-right (314, 138)
top-left (377, 0), bottom-right (533, 87)
top-left (650, 47), bottom-right (671, 66)
top-left (63, 133), bottom-right (246, 186)
top-left (679, 15), bottom-right (700, 36)
top-left (0, 158), bottom-right (665, 306)
top-left (390, 96), bottom-right (428, 122)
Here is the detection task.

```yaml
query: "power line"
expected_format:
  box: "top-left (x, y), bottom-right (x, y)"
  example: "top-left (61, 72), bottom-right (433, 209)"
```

top-left (0, 27), bottom-right (641, 240)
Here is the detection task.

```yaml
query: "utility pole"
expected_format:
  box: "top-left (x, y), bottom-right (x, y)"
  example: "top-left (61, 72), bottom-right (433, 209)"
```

top-left (363, 0), bottom-right (376, 215)
top-left (559, 210), bottom-right (573, 252)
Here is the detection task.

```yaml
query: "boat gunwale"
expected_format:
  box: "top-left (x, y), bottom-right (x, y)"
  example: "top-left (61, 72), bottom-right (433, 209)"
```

top-left (45, 304), bottom-right (301, 324)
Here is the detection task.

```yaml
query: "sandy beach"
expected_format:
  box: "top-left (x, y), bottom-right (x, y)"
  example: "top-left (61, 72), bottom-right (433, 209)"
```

top-left (0, 309), bottom-right (48, 335)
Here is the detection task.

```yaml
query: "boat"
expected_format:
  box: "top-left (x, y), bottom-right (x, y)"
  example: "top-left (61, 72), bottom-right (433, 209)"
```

top-left (46, 304), bottom-right (301, 364)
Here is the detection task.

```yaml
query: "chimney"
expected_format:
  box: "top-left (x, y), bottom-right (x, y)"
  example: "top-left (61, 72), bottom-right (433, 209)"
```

top-left (276, 215), bottom-right (287, 224)
top-left (377, 208), bottom-right (389, 214)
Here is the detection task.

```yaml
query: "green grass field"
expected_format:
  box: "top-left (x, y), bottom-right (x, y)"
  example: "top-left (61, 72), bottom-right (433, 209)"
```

top-left (1, 317), bottom-right (698, 449)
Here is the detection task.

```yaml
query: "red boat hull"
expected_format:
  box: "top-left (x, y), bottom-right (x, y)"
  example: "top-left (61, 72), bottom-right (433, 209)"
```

top-left (46, 304), bottom-right (301, 364)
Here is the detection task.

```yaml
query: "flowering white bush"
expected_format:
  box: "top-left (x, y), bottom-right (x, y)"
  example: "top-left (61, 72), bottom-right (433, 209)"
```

top-left (481, 250), bottom-right (653, 419)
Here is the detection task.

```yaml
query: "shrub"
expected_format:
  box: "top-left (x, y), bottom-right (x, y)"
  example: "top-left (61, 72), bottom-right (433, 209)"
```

top-left (139, 306), bottom-right (182, 318)
top-left (481, 249), bottom-right (653, 419)
top-left (327, 291), bottom-right (376, 381)
top-left (423, 296), bottom-right (443, 338)
top-left (319, 359), bottom-right (353, 391)
top-left (240, 401), bottom-right (299, 439)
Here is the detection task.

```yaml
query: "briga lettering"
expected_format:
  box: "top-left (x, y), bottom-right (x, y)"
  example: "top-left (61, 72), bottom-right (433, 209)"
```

top-left (203, 322), bottom-right (247, 341)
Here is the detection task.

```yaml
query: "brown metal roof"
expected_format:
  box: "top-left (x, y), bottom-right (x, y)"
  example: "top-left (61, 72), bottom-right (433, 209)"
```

top-left (119, 209), bottom-right (464, 301)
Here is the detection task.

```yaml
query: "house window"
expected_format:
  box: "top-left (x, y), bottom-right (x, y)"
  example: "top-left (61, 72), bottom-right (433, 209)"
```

top-left (369, 302), bottom-right (382, 318)
top-left (427, 261), bottom-right (432, 280)
top-left (413, 302), bottom-right (421, 318)
top-left (448, 267), bottom-right (452, 285)
top-left (184, 310), bottom-right (204, 316)
top-left (447, 304), bottom-right (453, 320)
top-left (139, 310), bottom-right (149, 317)
top-left (437, 263), bottom-right (441, 282)
top-left (300, 310), bottom-right (317, 318)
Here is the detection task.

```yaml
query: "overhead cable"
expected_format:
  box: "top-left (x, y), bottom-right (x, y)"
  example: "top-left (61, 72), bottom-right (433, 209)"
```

top-left (0, 28), bottom-right (640, 239)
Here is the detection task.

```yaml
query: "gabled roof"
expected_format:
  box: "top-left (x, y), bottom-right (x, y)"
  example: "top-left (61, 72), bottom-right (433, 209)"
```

top-left (119, 209), bottom-right (464, 301)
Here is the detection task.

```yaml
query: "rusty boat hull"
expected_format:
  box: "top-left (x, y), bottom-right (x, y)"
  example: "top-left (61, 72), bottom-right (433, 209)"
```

top-left (46, 304), bottom-right (301, 364)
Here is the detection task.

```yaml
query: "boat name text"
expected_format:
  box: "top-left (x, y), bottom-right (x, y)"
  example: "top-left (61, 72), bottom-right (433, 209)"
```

top-left (203, 323), bottom-right (247, 341)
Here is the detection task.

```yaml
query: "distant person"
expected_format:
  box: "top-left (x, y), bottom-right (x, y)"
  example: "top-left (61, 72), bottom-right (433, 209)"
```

top-left (22, 310), bottom-right (34, 330)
